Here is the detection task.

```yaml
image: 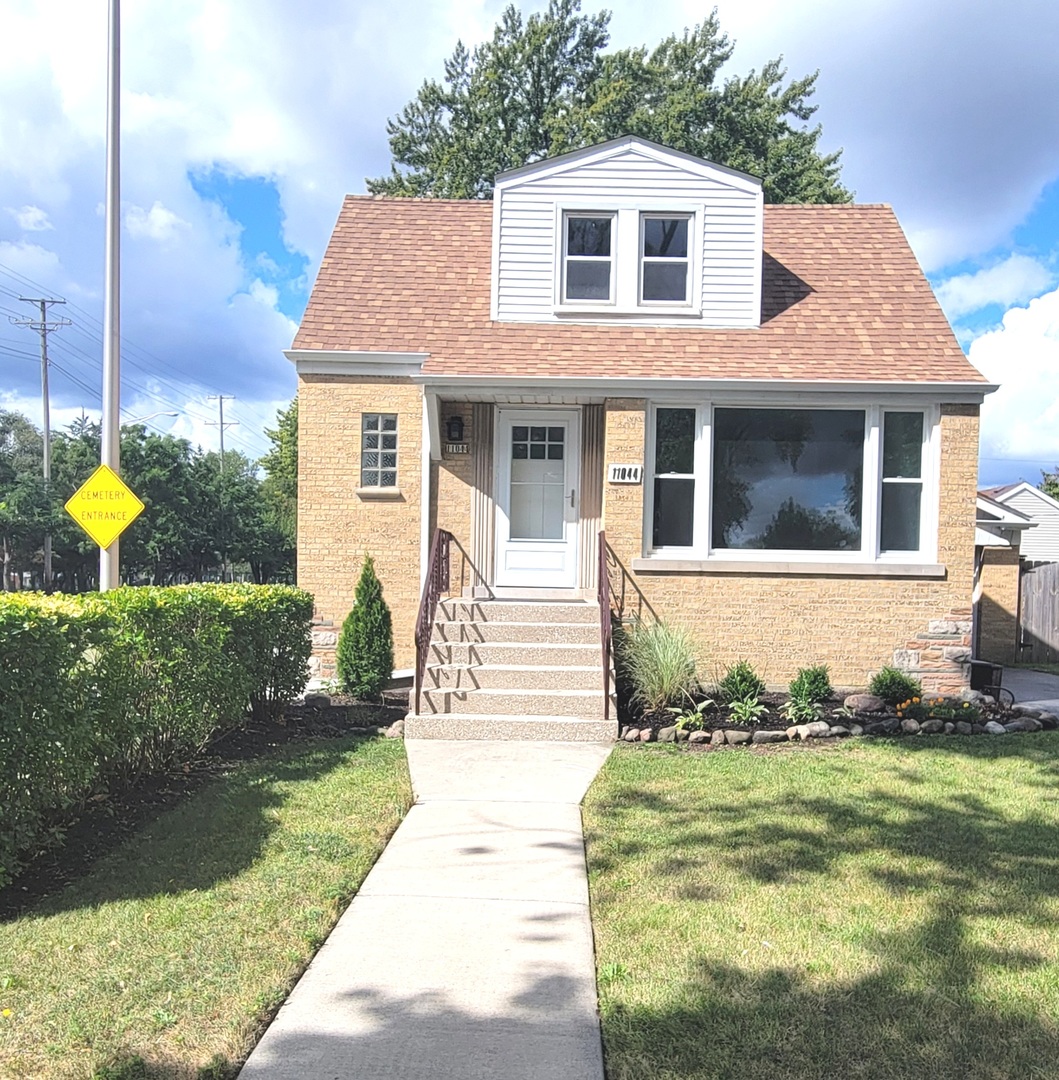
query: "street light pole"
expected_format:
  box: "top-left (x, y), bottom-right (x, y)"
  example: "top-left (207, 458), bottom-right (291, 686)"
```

top-left (100, 0), bottom-right (122, 591)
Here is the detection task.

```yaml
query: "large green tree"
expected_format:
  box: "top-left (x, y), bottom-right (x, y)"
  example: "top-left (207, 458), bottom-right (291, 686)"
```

top-left (367, 1), bottom-right (849, 203)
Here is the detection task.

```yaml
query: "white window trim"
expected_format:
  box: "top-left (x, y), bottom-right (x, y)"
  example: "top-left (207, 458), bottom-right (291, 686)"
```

top-left (553, 201), bottom-right (702, 316)
top-left (560, 211), bottom-right (617, 307)
top-left (639, 212), bottom-right (693, 307)
top-left (643, 400), bottom-right (940, 566)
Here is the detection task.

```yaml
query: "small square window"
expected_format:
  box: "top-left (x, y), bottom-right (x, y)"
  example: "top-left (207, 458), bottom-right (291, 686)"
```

top-left (362, 413), bottom-right (398, 488)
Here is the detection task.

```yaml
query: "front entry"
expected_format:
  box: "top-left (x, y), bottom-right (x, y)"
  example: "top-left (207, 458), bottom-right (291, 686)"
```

top-left (495, 408), bottom-right (580, 588)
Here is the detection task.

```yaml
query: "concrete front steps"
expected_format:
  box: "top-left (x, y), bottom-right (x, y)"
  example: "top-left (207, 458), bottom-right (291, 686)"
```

top-left (406, 599), bottom-right (616, 741)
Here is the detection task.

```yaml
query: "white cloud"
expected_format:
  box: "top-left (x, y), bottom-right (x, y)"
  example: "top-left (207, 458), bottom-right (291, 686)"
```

top-left (935, 254), bottom-right (1056, 321)
top-left (125, 201), bottom-right (190, 242)
top-left (972, 287), bottom-right (1059, 464)
top-left (8, 205), bottom-right (54, 232)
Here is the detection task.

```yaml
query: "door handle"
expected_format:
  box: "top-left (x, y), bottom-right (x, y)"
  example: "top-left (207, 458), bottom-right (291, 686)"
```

top-left (569, 488), bottom-right (575, 507)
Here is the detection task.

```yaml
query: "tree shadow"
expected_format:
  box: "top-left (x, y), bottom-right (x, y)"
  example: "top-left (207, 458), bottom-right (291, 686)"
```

top-left (5, 737), bottom-right (374, 921)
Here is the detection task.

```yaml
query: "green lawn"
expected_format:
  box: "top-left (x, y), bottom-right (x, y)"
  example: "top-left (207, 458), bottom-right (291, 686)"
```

top-left (0, 735), bottom-right (411, 1080)
top-left (584, 738), bottom-right (1059, 1080)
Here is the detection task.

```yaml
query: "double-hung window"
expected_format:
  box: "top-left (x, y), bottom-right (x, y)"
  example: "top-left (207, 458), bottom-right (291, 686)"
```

top-left (562, 214), bottom-right (614, 303)
top-left (640, 214), bottom-right (691, 304)
top-left (648, 405), bottom-right (933, 562)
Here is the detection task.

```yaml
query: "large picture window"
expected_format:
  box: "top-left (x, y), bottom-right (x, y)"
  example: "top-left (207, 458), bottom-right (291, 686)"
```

top-left (647, 404), bottom-right (933, 561)
top-left (712, 409), bottom-right (864, 551)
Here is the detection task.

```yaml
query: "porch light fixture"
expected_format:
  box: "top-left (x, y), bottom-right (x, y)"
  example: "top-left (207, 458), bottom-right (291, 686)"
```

top-left (446, 415), bottom-right (465, 442)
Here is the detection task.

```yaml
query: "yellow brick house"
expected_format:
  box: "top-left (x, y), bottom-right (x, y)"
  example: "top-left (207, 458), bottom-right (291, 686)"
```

top-left (288, 137), bottom-right (994, 738)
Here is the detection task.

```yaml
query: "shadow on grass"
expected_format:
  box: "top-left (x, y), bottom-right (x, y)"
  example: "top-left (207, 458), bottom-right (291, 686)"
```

top-left (9, 736), bottom-right (374, 922)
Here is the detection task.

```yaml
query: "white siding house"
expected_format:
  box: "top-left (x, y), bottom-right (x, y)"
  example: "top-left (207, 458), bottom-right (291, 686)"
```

top-left (491, 138), bottom-right (763, 327)
top-left (985, 482), bottom-right (1059, 562)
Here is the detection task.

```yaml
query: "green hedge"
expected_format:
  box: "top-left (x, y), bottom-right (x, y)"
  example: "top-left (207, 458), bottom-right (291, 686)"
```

top-left (0, 584), bottom-right (313, 889)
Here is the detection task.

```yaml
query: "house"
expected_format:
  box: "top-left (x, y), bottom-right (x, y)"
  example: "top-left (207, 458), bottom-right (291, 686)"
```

top-left (973, 492), bottom-right (1035, 664)
top-left (980, 482), bottom-right (1059, 563)
top-left (288, 137), bottom-right (994, 736)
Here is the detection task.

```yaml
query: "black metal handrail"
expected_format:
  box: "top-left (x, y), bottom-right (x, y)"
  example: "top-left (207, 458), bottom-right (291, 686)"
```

top-left (414, 528), bottom-right (452, 715)
top-left (598, 530), bottom-right (612, 723)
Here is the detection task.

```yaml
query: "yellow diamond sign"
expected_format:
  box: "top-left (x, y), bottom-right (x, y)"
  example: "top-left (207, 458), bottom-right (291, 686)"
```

top-left (65, 464), bottom-right (145, 549)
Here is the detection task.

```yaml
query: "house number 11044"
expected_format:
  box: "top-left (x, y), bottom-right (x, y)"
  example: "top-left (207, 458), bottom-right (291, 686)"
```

top-left (608, 464), bottom-right (643, 484)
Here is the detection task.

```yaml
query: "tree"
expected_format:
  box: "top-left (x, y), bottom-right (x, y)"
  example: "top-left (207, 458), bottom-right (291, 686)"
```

top-left (335, 555), bottom-right (394, 701)
top-left (1041, 469), bottom-right (1059, 502)
top-left (259, 398), bottom-right (297, 575)
top-left (367, 1), bottom-right (849, 204)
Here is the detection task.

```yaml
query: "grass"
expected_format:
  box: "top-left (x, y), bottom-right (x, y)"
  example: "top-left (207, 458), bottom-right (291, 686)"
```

top-left (0, 735), bottom-right (411, 1079)
top-left (583, 738), bottom-right (1059, 1080)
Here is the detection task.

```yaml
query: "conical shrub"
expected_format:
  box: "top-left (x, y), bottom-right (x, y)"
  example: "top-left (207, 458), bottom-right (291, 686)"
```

top-left (335, 555), bottom-right (394, 701)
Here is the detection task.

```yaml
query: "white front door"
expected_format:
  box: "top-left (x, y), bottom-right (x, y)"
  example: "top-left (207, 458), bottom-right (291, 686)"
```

top-left (495, 409), bottom-right (580, 588)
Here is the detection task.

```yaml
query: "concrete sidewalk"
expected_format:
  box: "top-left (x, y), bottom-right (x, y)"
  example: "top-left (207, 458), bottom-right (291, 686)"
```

top-left (239, 740), bottom-right (613, 1080)
top-left (1003, 666), bottom-right (1059, 713)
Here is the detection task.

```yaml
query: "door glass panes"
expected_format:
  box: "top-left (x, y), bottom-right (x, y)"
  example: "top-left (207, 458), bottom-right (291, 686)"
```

top-left (653, 408), bottom-right (696, 547)
top-left (510, 425), bottom-right (565, 539)
top-left (880, 412), bottom-right (924, 552)
top-left (641, 216), bottom-right (690, 303)
top-left (362, 413), bottom-right (398, 487)
top-left (565, 215), bottom-right (613, 301)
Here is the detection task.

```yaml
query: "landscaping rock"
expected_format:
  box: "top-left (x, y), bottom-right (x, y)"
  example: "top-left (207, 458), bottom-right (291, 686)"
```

top-left (385, 719), bottom-right (405, 739)
top-left (844, 693), bottom-right (885, 713)
top-left (943, 722), bottom-right (955, 735)
top-left (711, 730), bottom-right (726, 746)
top-left (803, 721), bottom-right (832, 739)
top-left (688, 730), bottom-right (709, 744)
top-left (900, 718), bottom-right (921, 734)
top-left (786, 726), bottom-right (800, 741)
top-left (920, 719), bottom-right (944, 734)
top-left (725, 729), bottom-right (752, 745)
top-left (865, 718), bottom-right (900, 735)
top-left (658, 725), bottom-right (678, 743)
top-left (958, 688), bottom-right (987, 704)
top-left (984, 721), bottom-right (1008, 735)
top-left (622, 728), bottom-right (640, 742)
top-left (829, 725), bottom-right (850, 737)
top-left (639, 728), bottom-right (655, 742)
top-left (849, 724), bottom-right (864, 737)
top-left (955, 721), bottom-right (974, 735)
top-left (1005, 718), bottom-right (1042, 733)
top-left (972, 723), bottom-right (988, 734)
top-left (303, 693), bottom-right (331, 709)
top-left (752, 730), bottom-right (787, 744)
top-left (1039, 713), bottom-right (1058, 730)
top-left (676, 728), bottom-right (690, 742)
top-left (1014, 705), bottom-right (1043, 719)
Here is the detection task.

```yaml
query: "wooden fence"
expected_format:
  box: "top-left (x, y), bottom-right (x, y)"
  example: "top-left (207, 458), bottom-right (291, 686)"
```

top-left (1018, 560), bottom-right (1059, 665)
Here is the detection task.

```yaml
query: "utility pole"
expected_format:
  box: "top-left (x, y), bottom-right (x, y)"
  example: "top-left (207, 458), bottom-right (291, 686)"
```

top-left (207, 395), bottom-right (237, 581)
top-left (10, 297), bottom-right (70, 591)
top-left (100, 0), bottom-right (122, 591)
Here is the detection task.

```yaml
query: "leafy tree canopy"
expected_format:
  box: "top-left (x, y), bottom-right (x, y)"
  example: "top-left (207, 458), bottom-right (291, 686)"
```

top-left (367, 1), bottom-right (849, 203)
top-left (1041, 469), bottom-right (1059, 502)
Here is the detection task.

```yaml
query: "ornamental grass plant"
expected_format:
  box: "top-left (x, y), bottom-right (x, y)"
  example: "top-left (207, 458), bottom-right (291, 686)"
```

top-left (618, 618), bottom-right (700, 715)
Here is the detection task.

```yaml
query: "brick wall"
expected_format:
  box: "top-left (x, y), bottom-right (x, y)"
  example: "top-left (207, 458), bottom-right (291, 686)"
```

top-left (601, 400), bottom-right (981, 691)
top-left (976, 546), bottom-right (1021, 664)
top-left (299, 374), bottom-right (423, 673)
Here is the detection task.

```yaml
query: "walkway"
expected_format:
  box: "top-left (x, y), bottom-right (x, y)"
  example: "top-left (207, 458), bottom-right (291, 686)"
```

top-left (239, 740), bottom-right (613, 1080)
top-left (1003, 666), bottom-right (1059, 712)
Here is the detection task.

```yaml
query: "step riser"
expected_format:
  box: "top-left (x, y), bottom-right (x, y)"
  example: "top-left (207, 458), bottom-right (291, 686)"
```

top-left (427, 666), bottom-right (604, 691)
top-left (429, 642), bottom-right (601, 667)
top-left (438, 601), bottom-right (598, 624)
top-left (433, 621), bottom-right (598, 645)
top-left (421, 689), bottom-right (605, 718)
top-left (406, 715), bottom-right (617, 741)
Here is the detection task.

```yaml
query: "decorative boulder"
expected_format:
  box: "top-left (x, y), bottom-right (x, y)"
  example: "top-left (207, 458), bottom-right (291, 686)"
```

top-left (844, 693), bottom-right (885, 713)
top-left (658, 725), bottom-right (678, 743)
top-left (725, 729), bottom-right (752, 745)
top-left (688, 730), bottom-right (710, 744)
top-left (984, 721), bottom-right (1008, 735)
top-left (920, 719), bottom-right (945, 734)
top-left (900, 718), bottom-right (921, 734)
top-left (752, 730), bottom-right (787, 744)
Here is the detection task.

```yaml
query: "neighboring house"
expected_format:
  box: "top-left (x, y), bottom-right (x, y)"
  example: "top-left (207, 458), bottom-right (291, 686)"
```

top-left (980, 482), bottom-right (1059, 563)
top-left (973, 492), bottom-right (1035, 664)
top-left (289, 137), bottom-right (993, 734)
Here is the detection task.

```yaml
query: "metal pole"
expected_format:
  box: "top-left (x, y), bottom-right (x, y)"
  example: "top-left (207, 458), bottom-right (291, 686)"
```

top-left (39, 301), bottom-right (52, 590)
top-left (100, 0), bottom-right (121, 590)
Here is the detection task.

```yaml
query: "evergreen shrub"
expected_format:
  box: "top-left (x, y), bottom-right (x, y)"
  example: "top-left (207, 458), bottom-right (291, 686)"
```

top-left (336, 555), bottom-right (394, 701)
top-left (788, 664), bottom-right (833, 705)
top-left (869, 665), bottom-right (923, 706)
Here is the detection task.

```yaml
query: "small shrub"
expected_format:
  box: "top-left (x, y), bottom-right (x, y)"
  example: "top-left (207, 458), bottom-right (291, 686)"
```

top-left (728, 695), bottom-right (767, 725)
top-left (667, 697), bottom-right (715, 732)
top-left (896, 696), bottom-right (982, 724)
top-left (869, 665), bottom-right (923, 706)
top-left (781, 697), bottom-right (826, 724)
top-left (788, 664), bottom-right (833, 705)
top-left (718, 660), bottom-right (765, 705)
top-left (618, 619), bottom-right (699, 714)
top-left (336, 555), bottom-right (394, 701)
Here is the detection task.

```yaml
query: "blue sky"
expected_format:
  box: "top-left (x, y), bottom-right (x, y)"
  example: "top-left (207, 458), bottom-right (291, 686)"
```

top-left (0, 0), bottom-right (1056, 481)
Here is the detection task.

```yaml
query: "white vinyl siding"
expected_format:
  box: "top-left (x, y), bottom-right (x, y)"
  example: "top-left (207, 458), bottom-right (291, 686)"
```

top-left (494, 147), bottom-right (762, 327)
top-left (1001, 490), bottom-right (1059, 561)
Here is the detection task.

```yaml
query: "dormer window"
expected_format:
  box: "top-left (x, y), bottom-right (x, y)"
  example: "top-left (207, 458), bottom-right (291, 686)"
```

top-left (562, 213), bottom-right (615, 303)
top-left (640, 214), bottom-right (690, 304)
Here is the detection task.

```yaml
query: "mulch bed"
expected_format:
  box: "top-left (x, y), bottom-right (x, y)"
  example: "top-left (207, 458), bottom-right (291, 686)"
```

top-left (0, 694), bottom-right (406, 921)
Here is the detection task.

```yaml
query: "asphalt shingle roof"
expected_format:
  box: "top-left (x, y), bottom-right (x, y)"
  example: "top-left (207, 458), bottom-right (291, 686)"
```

top-left (293, 197), bottom-right (985, 385)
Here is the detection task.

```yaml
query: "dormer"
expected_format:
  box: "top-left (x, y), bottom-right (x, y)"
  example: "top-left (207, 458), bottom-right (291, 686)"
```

top-left (490, 137), bottom-right (764, 328)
